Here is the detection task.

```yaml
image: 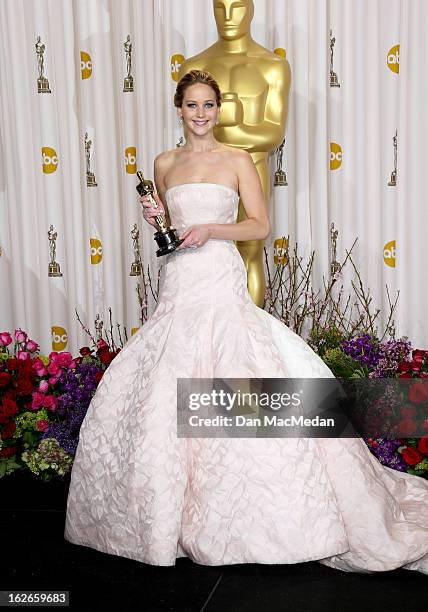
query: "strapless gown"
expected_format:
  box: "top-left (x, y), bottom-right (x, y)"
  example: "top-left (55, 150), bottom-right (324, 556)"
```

top-left (64, 183), bottom-right (428, 574)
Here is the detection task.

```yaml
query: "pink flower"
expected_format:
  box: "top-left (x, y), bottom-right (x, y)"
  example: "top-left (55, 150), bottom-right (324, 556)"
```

top-left (0, 332), bottom-right (12, 347)
top-left (36, 419), bottom-right (49, 432)
top-left (68, 359), bottom-right (78, 370)
top-left (48, 376), bottom-right (59, 386)
top-left (14, 329), bottom-right (27, 343)
top-left (31, 391), bottom-right (45, 409)
top-left (17, 351), bottom-right (30, 361)
top-left (38, 380), bottom-right (49, 393)
top-left (43, 395), bottom-right (57, 411)
top-left (47, 362), bottom-right (61, 376)
top-left (35, 366), bottom-right (48, 377)
top-left (57, 352), bottom-right (72, 367)
top-left (25, 340), bottom-right (39, 353)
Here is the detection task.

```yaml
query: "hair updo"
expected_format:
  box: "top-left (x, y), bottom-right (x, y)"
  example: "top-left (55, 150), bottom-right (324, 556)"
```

top-left (174, 70), bottom-right (222, 108)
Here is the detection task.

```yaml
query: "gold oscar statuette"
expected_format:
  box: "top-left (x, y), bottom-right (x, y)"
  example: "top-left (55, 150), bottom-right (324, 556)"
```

top-left (136, 170), bottom-right (184, 257)
top-left (177, 0), bottom-right (291, 306)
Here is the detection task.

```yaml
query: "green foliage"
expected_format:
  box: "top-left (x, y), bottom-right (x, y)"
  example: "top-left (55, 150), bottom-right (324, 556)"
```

top-left (308, 324), bottom-right (343, 357)
top-left (321, 347), bottom-right (363, 378)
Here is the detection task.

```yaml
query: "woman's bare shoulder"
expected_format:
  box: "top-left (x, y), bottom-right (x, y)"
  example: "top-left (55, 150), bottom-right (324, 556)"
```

top-left (221, 145), bottom-right (251, 160)
top-left (154, 148), bottom-right (178, 166)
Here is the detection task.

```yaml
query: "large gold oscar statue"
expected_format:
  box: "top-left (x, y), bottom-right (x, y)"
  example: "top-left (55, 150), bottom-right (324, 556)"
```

top-left (178, 0), bottom-right (291, 306)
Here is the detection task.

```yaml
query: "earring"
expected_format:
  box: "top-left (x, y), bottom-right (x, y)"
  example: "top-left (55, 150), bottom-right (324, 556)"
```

top-left (178, 116), bottom-right (183, 126)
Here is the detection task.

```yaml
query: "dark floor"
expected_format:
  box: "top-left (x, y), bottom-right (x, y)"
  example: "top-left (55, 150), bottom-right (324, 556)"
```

top-left (0, 473), bottom-right (426, 611)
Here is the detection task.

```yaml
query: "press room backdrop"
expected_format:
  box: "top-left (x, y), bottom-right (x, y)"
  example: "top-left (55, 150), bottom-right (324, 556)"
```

top-left (0, 0), bottom-right (426, 355)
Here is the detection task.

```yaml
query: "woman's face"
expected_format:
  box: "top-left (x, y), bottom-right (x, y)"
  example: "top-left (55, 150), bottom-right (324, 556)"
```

top-left (179, 83), bottom-right (219, 135)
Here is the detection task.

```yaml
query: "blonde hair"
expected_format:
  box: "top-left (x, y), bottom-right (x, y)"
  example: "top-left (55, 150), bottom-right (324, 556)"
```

top-left (174, 70), bottom-right (222, 108)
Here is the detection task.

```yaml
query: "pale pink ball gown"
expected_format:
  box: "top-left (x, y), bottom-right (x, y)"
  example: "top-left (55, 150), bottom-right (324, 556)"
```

top-left (65, 183), bottom-right (428, 574)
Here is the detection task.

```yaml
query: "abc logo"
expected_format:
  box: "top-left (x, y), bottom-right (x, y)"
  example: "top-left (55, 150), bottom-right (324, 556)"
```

top-left (274, 237), bottom-right (289, 265)
top-left (383, 240), bottom-right (396, 267)
top-left (125, 147), bottom-right (137, 174)
top-left (131, 327), bottom-right (140, 336)
top-left (81, 51), bottom-right (92, 79)
top-left (330, 143), bottom-right (342, 170)
top-left (51, 326), bottom-right (68, 351)
top-left (274, 48), bottom-right (286, 59)
top-left (42, 147), bottom-right (58, 174)
top-left (171, 54), bottom-right (185, 82)
top-left (387, 44), bottom-right (400, 73)
top-left (90, 238), bottom-right (103, 264)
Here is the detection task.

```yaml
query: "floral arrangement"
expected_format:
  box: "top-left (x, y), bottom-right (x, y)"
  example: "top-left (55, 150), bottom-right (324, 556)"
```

top-left (0, 329), bottom-right (120, 481)
top-left (1, 324), bottom-right (427, 481)
top-left (311, 325), bottom-right (428, 478)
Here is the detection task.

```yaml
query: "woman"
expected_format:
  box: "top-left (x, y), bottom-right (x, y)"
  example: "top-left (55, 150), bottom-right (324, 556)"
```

top-left (65, 70), bottom-right (428, 574)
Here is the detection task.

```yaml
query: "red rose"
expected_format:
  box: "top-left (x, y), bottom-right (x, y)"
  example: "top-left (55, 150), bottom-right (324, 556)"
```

top-left (6, 358), bottom-right (18, 370)
top-left (401, 406), bottom-right (417, 419)
top-left (417, 437), bottom-right (428, 454)
top-left (2, 398), bottom-right (18, 415)
top-left (98, 351), bottom-right (113, 365)
top-left (94, 371), bottom-right (104, 383)
top-left (396, 418), bottom-right (417, 436)
top-left (2, 389), bottom-right (17, 401)
top-left (398, 361), bottom-right (411, 373)
top-left (18, 360), bottom-right (32, 374)
top-left (79, 347), bottom-right (92, 356)
top-left (0, 445), bottom-right (16, 458)
top-left (401, 447), bottom-right (423, 465)
top-left (412, 349), bottom-right (426, 359)
top-left (0, 372), bottom-right (12, 388)
top-left (408, 382), bottom-right (428, 404)
top-left (16, 377), bottom-right (34, 396)
top-left (399, 373), bottom-right (412, 379)
top-left (1, 421), bottom-right (16, 439)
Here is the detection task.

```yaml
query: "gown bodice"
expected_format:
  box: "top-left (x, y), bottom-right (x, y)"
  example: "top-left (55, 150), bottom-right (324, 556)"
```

top-left (165, 182), bottom-right (239, 228)
top-left (160, 183), bottom-right (247, 308)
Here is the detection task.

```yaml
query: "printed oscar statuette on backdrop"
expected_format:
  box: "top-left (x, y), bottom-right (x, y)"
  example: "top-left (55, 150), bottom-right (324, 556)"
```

top-left (274, 139), bottom-right (288, 186)
top-left (123, 35), bottom-right (134, 93)
top-left (129, 223), bottom-right (142, 276)
top-left (136, 171), bottom-right (184, 257)
top-left (330, 31), bottom-right (341, 88)
top-left (388, 130), bottom-right (398, 186)
top-left (35, 36), bottom-right (51, 94)
top-left (85, 132), bottom-right (97, 187)
top-left (47, 224), bottom-right (62, 277)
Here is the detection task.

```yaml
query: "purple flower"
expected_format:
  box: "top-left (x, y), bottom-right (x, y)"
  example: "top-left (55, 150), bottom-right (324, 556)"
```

top-left (341, 334), bottom-right (381, 369)
top-left (41, 361), bottom-right (102, 455)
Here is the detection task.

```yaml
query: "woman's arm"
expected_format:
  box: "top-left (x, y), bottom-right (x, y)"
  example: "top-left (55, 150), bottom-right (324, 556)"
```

top-left (153, 153), bottom-right (172, 226)
top-left (140, 152), bottom-right (172, 227)
top-left (208, 150), bottom-right (269, 240)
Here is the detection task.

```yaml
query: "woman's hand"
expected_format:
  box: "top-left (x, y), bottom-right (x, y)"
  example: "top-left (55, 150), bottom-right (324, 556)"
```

top-left (177, 225), bottom-right (212, 250)
top-left (140, 192), bottom-right (166, 228)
